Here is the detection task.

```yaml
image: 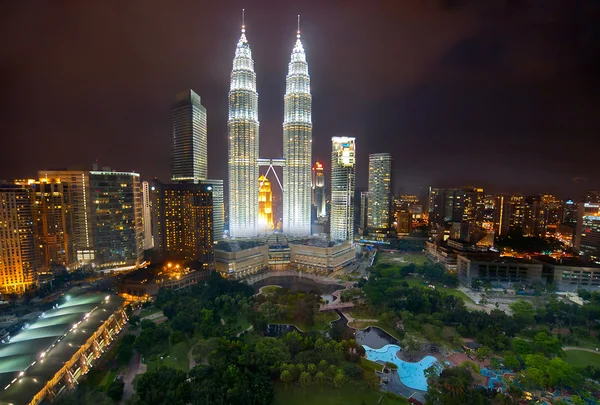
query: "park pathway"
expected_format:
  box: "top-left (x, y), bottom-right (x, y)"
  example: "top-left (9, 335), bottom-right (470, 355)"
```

top-left (563, 346), bottom-right (599, 353)
top-left (120, 352), bottom-right (146, 404)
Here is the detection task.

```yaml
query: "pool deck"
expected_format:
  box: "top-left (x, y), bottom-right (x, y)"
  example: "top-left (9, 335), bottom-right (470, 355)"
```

top-left (377, 369), bottom-right (427, 404)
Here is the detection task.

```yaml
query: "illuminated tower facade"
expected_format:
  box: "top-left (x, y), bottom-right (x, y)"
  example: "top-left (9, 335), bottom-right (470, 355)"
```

top-left (171, 90), bottom-right (208, 182)
top-left (330, 137), bottom-right (356, 242)
top-left (367, 153), bottom-right (392, 230)
top-left (283, 20), bottom-right (312, 236)
top-left (312, 161), bottom-right (325, 218)
top-left (258, 175), bottom-right (274, 233)
top-left (228, 18), bottom-right (259, 238)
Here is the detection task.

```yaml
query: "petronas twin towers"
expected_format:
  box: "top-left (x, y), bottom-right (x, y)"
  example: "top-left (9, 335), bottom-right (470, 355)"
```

top-left (228, 15), bottom-right (312, 238)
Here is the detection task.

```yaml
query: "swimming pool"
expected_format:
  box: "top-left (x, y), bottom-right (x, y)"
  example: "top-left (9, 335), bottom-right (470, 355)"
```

top-left (363, 344), bottom-right (439, 391)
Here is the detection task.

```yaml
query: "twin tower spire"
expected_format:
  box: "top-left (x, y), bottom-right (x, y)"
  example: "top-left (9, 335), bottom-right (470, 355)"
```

top-left (228, 10), bottom-right (312, 238)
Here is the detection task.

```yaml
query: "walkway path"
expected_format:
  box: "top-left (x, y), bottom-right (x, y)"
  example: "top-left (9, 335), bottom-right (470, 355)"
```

top-left (236, 325), bottom-right (254, 337)
top-left (341, 311), bottom-right (378, 323)
top-left (120, 352), bottom-right (146, 404)
top-left (245, 270), bottom-right (341, 285)
top-left (188, 344), bottom-right (197, 370)
top-left (563, 346), bottom-right (600, 353)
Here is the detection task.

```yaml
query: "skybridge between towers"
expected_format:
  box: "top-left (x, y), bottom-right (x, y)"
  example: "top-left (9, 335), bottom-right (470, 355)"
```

top-left (257, 158), bottom-right (285, 191)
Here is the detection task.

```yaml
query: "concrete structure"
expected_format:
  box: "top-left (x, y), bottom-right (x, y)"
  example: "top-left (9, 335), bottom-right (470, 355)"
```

top-left (330, 137), bottom-right (356, 242)
top-left (457, 254), bottom-right (543, 288)
top-left (142, 181), bottom-right (153, 250)
top-left (171, 89), bottom-right (208, 183)
top-left (396, 211), bottom-right (412, 235)
top-left (0, 184), bottom-right (36, 293)
top-left (290, 240), bottom-right (355, 273)
top-left (215, 241), bottom-right (269, 279)
top-left (425, 241), bottom-right (458, 271)
top-left (367, 153), bottom-right (392, 231)
top-left (535, 256), bottom-right (600, 292)
top-left (0, 290), bottom-right (127, 405)
top-left (149, 181), bottom-right (214, 264)
top-left (228, 22), bottom-right (260, 238)
top-left (283, 25), bottom-right (312, 237)
top-left (88, 171), bottom-right (144, 270)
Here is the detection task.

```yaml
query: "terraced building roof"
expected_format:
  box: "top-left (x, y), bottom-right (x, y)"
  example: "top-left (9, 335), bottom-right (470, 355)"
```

top-left (0, 289), bottom-right (125, 405)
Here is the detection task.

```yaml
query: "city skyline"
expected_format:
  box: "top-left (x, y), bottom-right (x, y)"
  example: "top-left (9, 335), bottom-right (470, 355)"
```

top-left (2, 2), bottom-right (598, 199)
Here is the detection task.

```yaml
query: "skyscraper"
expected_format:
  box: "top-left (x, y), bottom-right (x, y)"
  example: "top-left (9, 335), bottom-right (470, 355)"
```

top-left (228, 18), bottom-right (260, 238)
top-left (88, 170), bottom-right (144, 270)
top-left (367, 153), bottom-right (392, 230)
top-left (283, 21), bottom-right (312, 236)
top-left (576, 201), bottom-right (600, 263)
top-left (330, 137), bottom-right (355, 242)
top-left (0, 184), bottom-right (36, 293)
top-left (171, 90), bottom-right (208, 183)
top-left (312, 161), bottom-right (325, 219)
top-left (151, 181), bottom-right (214, 264)
top-left (258, 175), bottom-right (274, 233)
top-left (202, 180), bottom-right (224, 243)
top-left (142, 181), bottom-right (153, 250)
top-left (38, 170), bottom-right (94, 263)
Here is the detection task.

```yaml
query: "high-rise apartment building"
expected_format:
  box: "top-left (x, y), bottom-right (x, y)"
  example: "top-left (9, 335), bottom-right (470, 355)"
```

top-left (258, 175), bottom-right (274, 233)
top-left (88, 171), bottom-right (144, 270)
top-left (22, 178), bottom-right (75, 270)
top-left (203, 180), bottom-right (224, 243)
top-left (0, 184), bottom-right (36, 293)
top-left (151, 181), bottom-right (214, 264)
top-left (38, 170), bottom-right (94, 263)
top-left (576, 201), bottom-right (600, 263)
top-left (462, 188), bottom-right (485, 227)
top-left (283, 27), bottom-right (312, 236)
top-left (312, 161), bottom-right (326, 219)
top-left (171, 90), bottom-right (208, 183)
top-left (330, 137), bottom-right (355, 242)
top-left (359, 191), bottom-right (370, 231)
top-left (142, 181), bottom-right (153, 250)
top-left (367, 153), bottom-right (392, 230)
top-left (228, 22), bottom-right (260, 238)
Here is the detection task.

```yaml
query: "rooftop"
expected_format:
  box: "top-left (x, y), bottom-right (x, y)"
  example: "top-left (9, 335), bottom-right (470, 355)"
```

top-left (533, 255), bottom-right (600, 268)
top-left (0, 289), bottom-right (124, 405)
top-left (458, 253), bottom-right (537, 264)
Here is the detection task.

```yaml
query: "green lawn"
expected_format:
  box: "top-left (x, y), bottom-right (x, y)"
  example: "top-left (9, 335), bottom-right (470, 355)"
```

top-left (564, 350), bottom-right (600, 368)
top-left (359, 357), bottom-right (384, 373)
top-left (347, 306), bottom-right (379, 320)
top-left (139, 307), bottom-right (162, 318)
top-left (259, 285), bottom-right (282, 294)
top-left (221, 311), bottom-right (252, 332)
top-left (403, 277), bottom-right (474, 303)
top-left (98, 370), bottom-right (117, 391)
top-left (272, 311), bottom-right (340, 333)
top-left (273, 382), bottom-right (407, 405)
top-left (377, 252), bottom-right (430, 267)
top-left (146, 341), bottom-right (190, 372)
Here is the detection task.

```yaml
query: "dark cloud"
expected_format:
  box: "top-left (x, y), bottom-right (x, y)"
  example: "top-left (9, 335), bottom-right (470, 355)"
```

top-left (0, 0), bottom-right (598, 200)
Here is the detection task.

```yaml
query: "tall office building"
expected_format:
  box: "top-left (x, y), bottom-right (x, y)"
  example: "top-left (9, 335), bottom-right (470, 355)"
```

top-left (88, 171), bottom-right (144, 269)
top-left (359, 191), bottom-right (370, 231)
top-left (367, 153), bottom-right (392, 230)
top-left (258, 175), bottom-right (274, 233)
top-left (38, 170), bottom-right (94, 263)
top-left (142, 181), bottom-right (153, 250)
top-left (0, 184), bottom-right (36, 293)
top-left (203, 180), bottom-right (224, 243)
top-left (151, 181), bottom-right (214, 264)
top-left (312, 161), bottom-right (326, 219)
top-left (330, 137), bottom-right (356, 242)
top-left (283, 25), bottom-right (312, 236)
top-left (228, 21), bottom-right (260, 238)
top-left (171, 90), bottom-right (208, 182)
top-left (575, 201), bottom-right (600, 263)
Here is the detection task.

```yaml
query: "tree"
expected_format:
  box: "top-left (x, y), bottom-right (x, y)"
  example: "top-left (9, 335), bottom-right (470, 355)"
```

top-left (107, 378), bottom-right (125, 402)
top-left (503, 353), bottom-right (521, 371)
top-left (572, 395), bottom-right (585, 405)
top-left (333, 371), bottom-right (347, 389)
top-left (315, 371), bottom-right (325, 392)
top-left (476, 346), bottom-right (491, 361)
top-left (280, 370), bottom-right (293, 390)
top-left (299, 371), bottom-right (312, 394)
top-left (510, 300), bottom-right (536, 327)
top-left (134, 367), bottom-right (190, 405)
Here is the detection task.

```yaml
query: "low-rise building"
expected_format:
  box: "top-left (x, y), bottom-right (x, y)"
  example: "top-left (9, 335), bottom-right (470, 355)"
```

top-left (290, 240), bottom-right (355, 273)
top-left (425, 241), bottom-right (458, 271)
top-left (215, 241), bottom-right (269, 279)
top-left (457, 253), bottom-right (544, 287)
top-left (534, 256), bottom-right (600, 292)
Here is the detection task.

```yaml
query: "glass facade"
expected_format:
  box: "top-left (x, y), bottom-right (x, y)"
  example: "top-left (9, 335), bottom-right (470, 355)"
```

top-left (228, 27), bottom-right (260, 238)
top-left (367, 153), bottom-right (392, 230)
top-left (89, 172), bottom-right (143, 269)
top-left (171, 90), bottom-right (208, 183)
top-left (283, 33), bottom-right (312, 236)
top-left (330, 137), bottom-right (356, 242)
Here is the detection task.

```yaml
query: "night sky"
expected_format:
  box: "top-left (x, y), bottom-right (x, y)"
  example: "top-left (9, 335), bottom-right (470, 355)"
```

top-left (1, 0), bottom-right (599, 199)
